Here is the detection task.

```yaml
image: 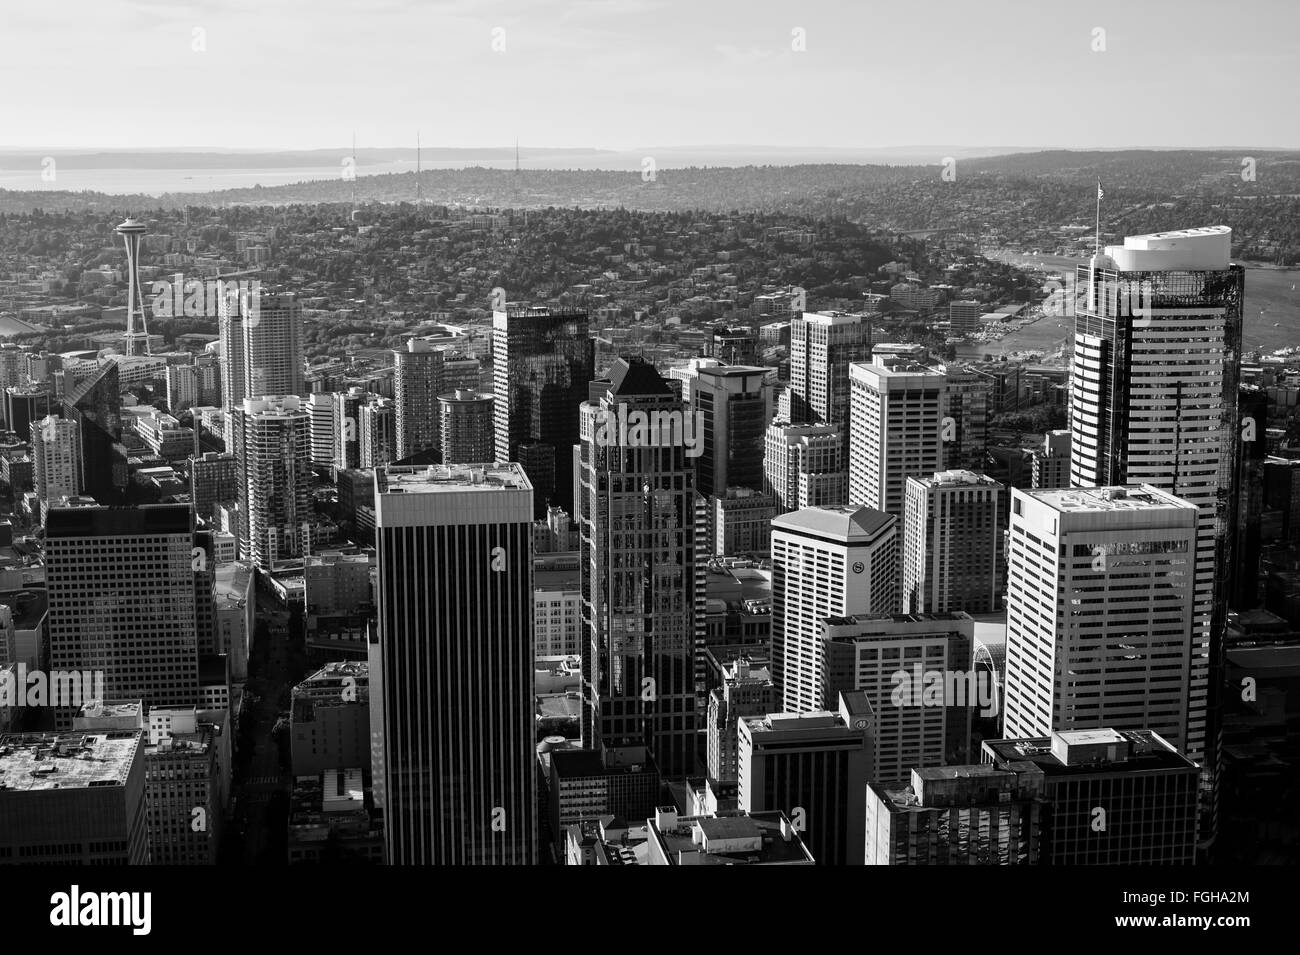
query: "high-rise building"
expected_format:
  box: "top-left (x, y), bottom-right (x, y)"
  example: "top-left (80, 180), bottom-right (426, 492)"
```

top-left (706, 655), bottom-right (776, 785)
top-left (710, 487), bottom-right (777, 557)
top-left (771, 505), bottom-right (899, 712)
top-left (864, 763), bottom-right (1041, 865)
top-left (577, 357), bottom-right (698, 777)
top-left (0, 730), bottom-right (150, 864)
top-left (1003, 485), bottom-right (1198, 754)
top-left (848, 358), bottom-right (946, 517)
top-left (949, 300), bottom-right (981, 334)
top-left (358, 396), bottom-right (396, 468)
top-left (306, 392), bottom-right (338, 470)
top-left (5, 385), bottom-right (51, 440)
top-left (333, 387), bottom-right (366, 472)
top-left (1031, 429), bottom-right (1072, 489)
top-left (45, 504), bottom-right (202, 722)
top-left (941, 367), bottom-right (992, 471)
top-left (231, 395), bottom-right (313, 571)
top-left (242, 292), bottom-right (304, 399)
top-left (692, 365), bottom-right (773, 496)
top-left (983, 729), bottom-right (1199, 865)
top-left (166, 363), bottom-right (199, 411)
top-left (822, 612), bottom-right (976, 784)
top-left (31, 415), bottom-right (80, 524)
top-left (393, 339), bottom-right (445, 461)
top-left (61, 362), bottom-right (122, 504)
top-left (217, 290), bottom-right (246, 412)
top-left (438, 390), bottom-right (495, 464)
top-left (370, 463), bottom-right (535, 864)
top-left (763, 419), bottom-right (846, 514)
top-left (902, 470), bottom-right (1003, 614)
top-left (788, 311), bottom-right (871, 434)
top-left (493, 305), bottom-right (594, 517)
top-left (143, 709), bottom-right (223, 865)
top-left (737, 691), bottom-right (875, 866)
top-left (190, 451), bottom-right (238, 524)
top-left (1070, 227), bottom-right (1245, 838)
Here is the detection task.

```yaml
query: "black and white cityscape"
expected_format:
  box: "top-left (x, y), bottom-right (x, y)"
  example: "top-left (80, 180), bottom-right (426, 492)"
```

top-left (0, 0), bottom-right (1295, 916)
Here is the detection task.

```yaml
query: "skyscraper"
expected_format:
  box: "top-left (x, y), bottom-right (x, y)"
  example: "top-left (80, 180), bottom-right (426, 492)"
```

top-left (493, 305), bottom-right (593, 517)
top-left (1003, 485), bottom-right (1198, 753)
top-left (788, 311), bottom-right (871, 433)
top-left (692, 365), bottom-right (773, 496)
top-left (45, 504), bottom-right (202, 723)
top-left (242, 292), bottom-right (305, 399)
top-left (848, 358), bottom-right (946, 517)
top-left (61, 362), bottom-right (122, 504)
top-left (737, 691), bottom-right (875, 866)
top-left (763, 419), bottom-right (847, 514)
top-left (31, 415), bottom-right (80, 524)
top-left (371, 463), bottom-right (535, 864)
top-left (438, 390), bottom-right (495, 464)
top-left (217, 288), bottom-right (246, 412)
top-left (393, 339), bottom-right (445, 462)
top-left (231, 395), bottom-right (313, 571)
top-left (771, 504), bottom-right (899, 712)
top-left (902, 470), bottom-right (1003, 615)
top-left (578, 357), bottom-right (698, 777)
top-left (358, 396), bottom-right (396, 468)
top-left (1070, 226), bottom-right (1245, 840)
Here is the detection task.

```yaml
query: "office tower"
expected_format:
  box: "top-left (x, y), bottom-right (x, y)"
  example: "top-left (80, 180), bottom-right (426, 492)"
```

top-left (45, 504), bottom-right (202, 721)
top-left (771, 505), bottom-right (899, 712)
top-left (543, 745), bottom-right (662, 857)
top-left (144, 709), bottom-right (223, 865)
top-left (359, 396), bottom-right (396, 468)
top-left (763, 419), bottom-right (846, 514)
top-left (0, 344), bottom-right (27, 397)
top-left (666, 357), bottom-right (721, 406)
top-left (983, 729), bottom-right (1199, 865)
top-left (949, 300), bottom-right (981, 335)
top-left (710, 325), bottom-right (759, 364)
top-left (693, 365), bottom-right (773, 496)
top-left (1231, 386), bottom-right (1269, 609)
top-left (166, 364), bottom-right (199, 411)
top-left (116, 217), bottom-right (151, 356)
top-left (788, 311), bottom-right (871, 433)
top-left (393, 339), bottom-right (445, 461)
top-left (0, 730), bottom-right (150, 864)
top-left (194, 353), bottom-right (222, 406)
top-left (371, 463), bottom-right (535, 864)
top-left (710, 487), bottom-right (777, 557)
top-left (577, 357), bottom-right (697, 777)
top-left (737, 691), bottom-right (874, 866)
top-left (190, 451), bottom-right (238, 524)
top-left (848, 358), bottom-right (946, 516)
top-left (290, 661), bottom-right (370, 777)
top-left (438, 390), bottom-right (495, 464)
top-left (706, 655), bottom-right (776, 785)
top-left (231, 395), bottom-right (312, 571)
top-left (242, 292), bottom-right (304, 399)
top-left (334, 387), bottom-right (365, 471)
top-left (4, 384), bottom-right (50, 439)
top-left (941, 368), bottom-right (992, 471)
top-left (902, 470), bottom-right (1003, 614)
top-left (1070, 227), bottom-right (1245, 835)
top-left (494, 305), bottom-right (594, 517)
top-left (1031, 429), bottom-right (1072, 489)
top-left (864, 764), bottom-right (1041, 865)
top-left (1003, 485), bottom-right (1198, 753)
top-left (31, 415), bottom-right (80, 524)
top-left (61, 362), bottom-right (122, 504)
top-left (306, 391), bottom-right (337, 469)
top-left (822, 612), bottom-right (976, 784)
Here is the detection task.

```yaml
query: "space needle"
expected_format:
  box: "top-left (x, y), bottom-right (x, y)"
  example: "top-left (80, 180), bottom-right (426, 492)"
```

top-left (115, 217), bottom-right (151, 356)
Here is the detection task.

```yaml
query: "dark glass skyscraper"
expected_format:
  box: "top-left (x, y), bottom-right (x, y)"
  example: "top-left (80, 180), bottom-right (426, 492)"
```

top-left (493, 305), bottom-right (594, 517)
top-left (62, 362), bottom-right (123, 504)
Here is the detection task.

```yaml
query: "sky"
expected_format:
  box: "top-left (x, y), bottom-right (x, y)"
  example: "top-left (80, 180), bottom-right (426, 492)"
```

top-left (2, 0), bottom-right (1298, 152)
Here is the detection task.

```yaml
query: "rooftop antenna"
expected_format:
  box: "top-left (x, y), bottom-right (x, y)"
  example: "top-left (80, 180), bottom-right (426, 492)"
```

top-left (1095, 179), bottom-right (1103, 257)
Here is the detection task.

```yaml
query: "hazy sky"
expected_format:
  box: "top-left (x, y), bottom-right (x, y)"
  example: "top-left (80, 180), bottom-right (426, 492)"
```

top-left (3, 0), bottom-right (1297, 151)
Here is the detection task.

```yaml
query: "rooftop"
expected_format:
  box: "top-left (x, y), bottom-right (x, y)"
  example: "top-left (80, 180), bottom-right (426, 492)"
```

top-left (1021, 484), bottom-right (1196, 513)
top-left (380, 462), bottom-right (531, 493)
top-left (772, 504), bottom-right (895, 543)
top-left (0, 731), bottom-right (142, 792)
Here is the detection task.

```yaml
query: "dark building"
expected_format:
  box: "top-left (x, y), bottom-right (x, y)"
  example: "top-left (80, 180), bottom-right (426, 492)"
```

top-left (492, 305), bottom-right (594, 517)
top-left (61, 363), bottom-right (123, 504)
top-left (4, 386), bottom-right (51, 441)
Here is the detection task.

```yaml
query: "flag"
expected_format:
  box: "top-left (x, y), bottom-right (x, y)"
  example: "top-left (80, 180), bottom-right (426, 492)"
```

top-left (1097, 182), bottom-right (1104, 199)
